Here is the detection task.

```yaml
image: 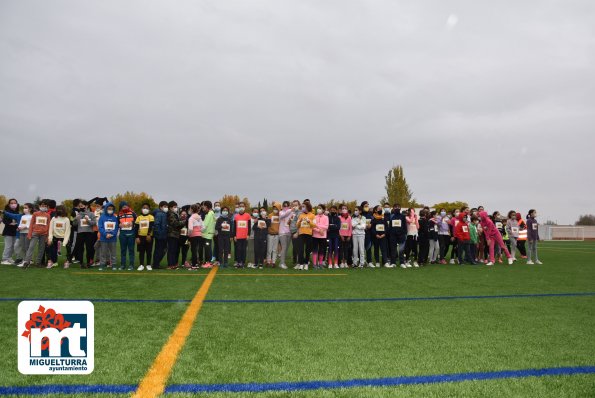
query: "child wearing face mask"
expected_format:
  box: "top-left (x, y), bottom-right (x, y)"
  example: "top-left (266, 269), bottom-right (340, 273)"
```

top-left (212, 201), bottom-right (222, 265)
top-left (311, 204), bottom-right (329, 269)
top-left (73, 200), bottom-right (97, 268)
top-left (295, 202), bottom-right (315, 270)
top-left (2, 198), bottom-right (20, 265)
top-left (505, 211), bottom-right (519, 261)
top-left (135, 203), bottom-right (155, 271)
top-left (278, 201), bottom-right (293, 269)
top-left (417, 209), bottom-right (430, 265)
top-left (47, 205), bottom-right (71, 269)
top-left (252, 207), bottom-right (271, 269)
top-left (526, 209), bottom-right (542, 265)
top-left (351, 207), bottom-right (367, 268)
top-left (247, 208), bottom-right (259, 268)
top-left (4, 202), bottom-right (34, 266)
top-left (327, 206), bottom-right (341, 269)
top-left (200, 201), bottom-right (216, 269)
top-left (479, 211), bottom-right (514, 266)
top-left (177, 207), bottom-right (190, 268)
top-left (232, 204), bottom-right (251, 268)
top-left (338, 205), bottom-right (352, 268)
top-left (405, 208), bottom-right (420, 267)
top-left (215, 206), bottom-right (233, 268)
top-left (289, 200), bottom-right (301, 266)
top-left (266, 203), bottom-right (281, 267)
top-left (492, 212), bottom-right (505, 263)
top-left (22, 200), bottom-right (51, 267)
top-left (188, 203), bottom-right (204, 269)
top-left (117, 201), bottom-right (137, 271)
top-left (448, 209), bottom-right (461, 264)
top-left (371, 205), bottom-right (390, 267)
top-left (166, 201), bottom-right (187, 270)
top-left (97, 202), bottom-right (119, 271)
top-left (428, 211), bottom-right (440, 264)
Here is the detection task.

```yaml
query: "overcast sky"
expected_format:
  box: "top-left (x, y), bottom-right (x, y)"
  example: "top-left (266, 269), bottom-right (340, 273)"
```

top-left (1, 0), bottom-right (594, 224)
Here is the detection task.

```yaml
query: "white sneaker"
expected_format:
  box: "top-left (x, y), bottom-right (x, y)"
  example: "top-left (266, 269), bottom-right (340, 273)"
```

top-left (486, 262), bottom-right (493, 266)
top-left (526, 260), bottom-right (534, 265)
top-left (1, 260), bottom-right (14, 265)
top-left (536, 260), bottom-right (543, 264)
top-left (279, 264), bottom-right (288, 269)
top-left (508, 258), bottom-right (514, 265)
top-left (146, 265), bottom-right (153, 271)
top-left (384, 263), bottom-right (391, 268)
top-left (304, 264), bottom-right (309, 270)
top-left (376, 263), bottom-right (380, 268)
top-left (293, 264), bottom-right (300, 269)
top-left (368, 263), bottom-right (376, 268)
top-left (137, 265), bottom-right (145, 271)
top-left (449, 259), bottom-right (455, 264)
top-left (297, 264), bottom-right (303, 270)
top-left (413, 262), bottom-right (419, 267)
top-left (406, 262), bottom-right (412, 268)
top-left (400, 264), bottom-right (407, 269)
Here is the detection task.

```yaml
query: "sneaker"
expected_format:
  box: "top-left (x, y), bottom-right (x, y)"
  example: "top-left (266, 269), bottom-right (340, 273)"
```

top-left (449, 259), bottom-right (455, 264)
top-left (384, 263), bottom-right (391, 268)
top-left (498, 259), bottom-right (503, 264)
top-left (146, 265), bottom-right (153, 271)
top-left (508, 258), bottom-right (514, 265)
top-left (73, 260), bottom-right (80, 264)
top-left (526, 260), bottom-right (534, 265)
top-left (406, 262), bottom-right (412, 268)
top-left (184, 261), bottom-right (191, 267)
top-left (119, 267), bottom-right (125, 271)
top-left (167, 265), bottom-right (178, 270)
top-left (333, 264), bottom-right (339, 269)
top-left (400, 264), bottom-right (407, 269)
top-left (204, 262), bottom-right (213, 268)
top-left (63, 262), bottom-right (70, 269)
top-left (98, 266), bottom-right (104, 271)
top-left (201, 263), bottom-right (211, 269)
top-left (413, 261), bottom-right (419, 267)
top-left (304, 264), bottom-right (309, 271)
top-left (486, 262), bottom-right (493, 266)
top-left (521, 255), bottom-right (527, 259)
top-left (279, 264), bottom-right (288, 270)
top-left (127, 266), bottom-right (134, 271)
top-left (536, 260), bottom-right (543, 264)
top-left (376, 263), bottom-right (381, 268)
top-left (1, 260), bottom-right (14, 265)
top-left (368, 263), bottom-right (376, 268)
top-left (293, 264), bottom-right (300, 269)
top-left (46, 261), bottom-right (54, 269)
top-left (137, 265), bottom-right (145, 271)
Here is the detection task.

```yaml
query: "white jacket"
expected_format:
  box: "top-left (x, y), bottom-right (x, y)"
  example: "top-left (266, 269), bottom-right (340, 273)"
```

top-left (352, 216), bottom-right (367, 236)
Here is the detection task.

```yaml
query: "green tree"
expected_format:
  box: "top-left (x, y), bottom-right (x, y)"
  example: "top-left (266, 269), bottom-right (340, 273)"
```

top-left (381, 165), bottom-right (417, 207)
top-left (432, 201), bottom-right (469, 213)
top-left (575, 214), bottom-right (595, 226)
top-left (109, 191), bottom-right (157, 214)
top-left (0, 195), bottom-right (7, 210)
top-left (324, 199), bottom-right (358, 212)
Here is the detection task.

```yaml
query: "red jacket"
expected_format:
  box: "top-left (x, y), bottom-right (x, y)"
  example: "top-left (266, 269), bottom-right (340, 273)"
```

top-left (454, 213), bottom-right (470, 241)
top-left (28, 211), bottom-right (51, 238)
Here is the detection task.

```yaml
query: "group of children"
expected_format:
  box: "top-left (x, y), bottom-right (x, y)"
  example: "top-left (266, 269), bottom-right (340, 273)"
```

top-left (1, 197), bottom-right (542, 270)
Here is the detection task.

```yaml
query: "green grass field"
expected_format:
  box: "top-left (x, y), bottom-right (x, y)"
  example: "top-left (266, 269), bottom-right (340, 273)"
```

top-left (0, 238), bottom-right (594, 397)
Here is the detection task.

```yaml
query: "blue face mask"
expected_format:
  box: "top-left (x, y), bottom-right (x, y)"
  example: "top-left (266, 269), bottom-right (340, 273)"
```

top-left (440, 211), bottom-right (446, 217)
top-left (222, 211), bottom-right (228, 217)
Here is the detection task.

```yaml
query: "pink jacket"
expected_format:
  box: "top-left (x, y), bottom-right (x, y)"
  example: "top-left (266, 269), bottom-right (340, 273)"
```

top-left (278, 208), bottom-right (293, 235)
top-left (188, 214), bottom-right (203, 237)
top-left (339, 215), bottom-right (352, 237)
top-left (479, 211), bottom-right (499, 239)
top-left (406, 210), bottom-right (419, 236)
top-left (312, 214), bottom-right (329, 238)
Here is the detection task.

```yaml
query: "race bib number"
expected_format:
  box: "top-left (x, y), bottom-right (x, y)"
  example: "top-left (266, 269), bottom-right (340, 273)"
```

top-left (258, 220), bottom-right (266, 228)
top-left (139, 220), bottom-right (149, 230)
top-left (104, 221), bottom-right (116, 231)
top-left (376, 224), bottom-right (385, 232)
top-left (301, 220), bottom-right (310, 228)
top-left (55, 221), bottom-right (65, 231)
top-left (237, 220), bottom-right (247, 229)
top-left (392, 220), bottom-right (402, 228)
top-left (121, 222), bottom-right (133, 231)
top-left (340, 222), bottom-right (349, 230)
top-left (511, 227), bottom-right (519, 234)
top-left (21, 219), bottom-right (28, 225)
top-left (532, 223), bottom-right (538, 230)
top-left (222, 222), bottom-right (230, 232)
top-left (365, 218), bottom-right (371, 226)
top-left (35, 217), bottom-right (47, 226)
top-left (180, 228), bottom-right (188, 236)
top-left (462, 226), bottom-right (469, 233)
top-left (80, 218), bottom-right (89, 227)
top-left (271, 216), bottom-right (279, 224)
top-left (496, 222), bottom-right (503, 229)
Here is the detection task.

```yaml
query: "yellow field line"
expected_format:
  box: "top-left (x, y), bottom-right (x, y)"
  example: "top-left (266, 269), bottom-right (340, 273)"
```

top-left (538, 248), bottom-right (595, 254)
top-left (72, 272), bottom-right (348, 277)
top-left (132, 265), bottom-right (218, 398)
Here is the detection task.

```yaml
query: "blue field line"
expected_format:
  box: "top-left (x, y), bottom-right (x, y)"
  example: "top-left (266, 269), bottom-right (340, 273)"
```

top-left (1, 366), bottom-right (594, 395)
top-left (0, 292), bottom-right (594, 305)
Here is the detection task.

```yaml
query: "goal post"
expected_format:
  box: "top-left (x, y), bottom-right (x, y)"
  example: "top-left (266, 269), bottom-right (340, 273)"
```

top-left (542, 226), bottom-right (585, 241)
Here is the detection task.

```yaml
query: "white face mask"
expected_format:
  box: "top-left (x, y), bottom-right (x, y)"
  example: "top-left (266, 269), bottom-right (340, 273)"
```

top-left (260, 211), bottom-right (267, 217)
top-left (252, 212), bottom-right (259, 218)
top-left (172, 207), bottom-right (178, 213)
top-left (214, 206), bottom-right (221, 212)
top-left (107, 209), bottom-right (114, 215)
top-left (162, 207), bottom-right (169, 212)
top-left (316, 209), bottom-right (323, 215)
top-left (142, 208), bottom-right (149, 215)
top-left (40, 207), bottom-right (48, 212)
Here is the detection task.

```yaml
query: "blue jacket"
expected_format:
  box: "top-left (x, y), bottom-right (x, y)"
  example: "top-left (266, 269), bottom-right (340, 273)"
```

top-left (98, 202), bottom-right (119, 243)
top-left (4, 211), bottom-right (23, 238)
top-left (153, 209), bottom-right (168, 240)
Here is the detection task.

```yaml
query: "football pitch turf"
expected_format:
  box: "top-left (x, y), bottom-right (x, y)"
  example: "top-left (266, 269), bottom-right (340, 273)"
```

top-left (0, 238), bottom-right (593, 397)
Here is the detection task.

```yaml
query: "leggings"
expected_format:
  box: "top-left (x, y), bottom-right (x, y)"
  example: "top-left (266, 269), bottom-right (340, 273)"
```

top-left (49, 238), bottom-right (63, 263)
top-left (339, 236), bottom-right (351, 263)
top-left (137, 236), bottom-right (153, 265)
top-left (404, 235), bottom-right (418, 262)
top-left (373, 237), bottom-right (388, 264)
top-left (218, 235), bottom-right (231, 265)
top-left (178, 236), bottom-right (189, 264)
top-left (166, 237), bottom-right (179, 266)
top-left (235, 239), bottom-right (247, 264)
top-left (438, 235), bottom-right (450, 260)
top-left (327, 237), bottom-right (340, 265)
top-left (296, 234), bottom-right (313, 264)
top-left (254, 238), bottom-right (267, 265)
top-left (74, 232), bottom-right (95, 265)
top-left (312, 237), bottom-right (327, 265)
